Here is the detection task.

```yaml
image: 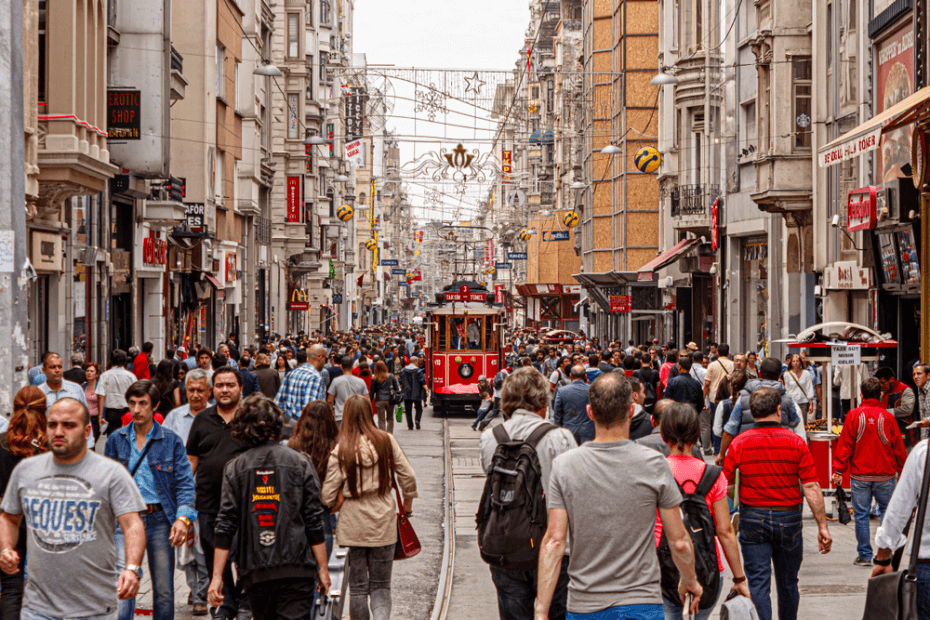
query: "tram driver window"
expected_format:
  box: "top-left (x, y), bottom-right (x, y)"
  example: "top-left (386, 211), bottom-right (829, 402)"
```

top-left (451, 317), bottom-right (466, 350)
top-left (466, 317), bottom-right (483, 349)
top-left (437, 316), bottom-right (447, 350)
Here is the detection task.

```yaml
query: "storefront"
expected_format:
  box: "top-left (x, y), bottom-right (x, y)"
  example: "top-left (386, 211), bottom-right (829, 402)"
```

top-left (741, 238), bottom-right (769, 356)
top-left (515, 283), bottom-right (581, 332)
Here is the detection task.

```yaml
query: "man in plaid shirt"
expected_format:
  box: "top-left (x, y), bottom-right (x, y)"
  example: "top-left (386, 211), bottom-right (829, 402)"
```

top-left (274, 344), bottom-right (328, 419)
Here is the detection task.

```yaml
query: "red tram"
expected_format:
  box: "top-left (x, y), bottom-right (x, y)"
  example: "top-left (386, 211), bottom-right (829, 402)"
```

top-left (425, 281), bottom-right (506, 415)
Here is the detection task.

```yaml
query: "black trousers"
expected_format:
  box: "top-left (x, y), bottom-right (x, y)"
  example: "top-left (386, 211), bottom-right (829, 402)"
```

top-left (247, 578), bottom-right (314, 620)
top-left (104, 406), bottom-right (128, 436)
top-left (0, 524), bottom-right (27, 619)
top-left (404, 399), bottom-right (423, 428)
top-left (200, 511), bottom-right (250, 619)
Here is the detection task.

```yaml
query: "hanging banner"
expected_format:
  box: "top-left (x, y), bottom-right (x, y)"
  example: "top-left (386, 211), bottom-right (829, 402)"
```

top-left (610, 295), bottom-right (631, 313)
top-left (345, 138), bottom-right (364, 166)
top-left (286, 177), bottom-right (301, 223)
top-left (877, 23), bottom-right (914, 183)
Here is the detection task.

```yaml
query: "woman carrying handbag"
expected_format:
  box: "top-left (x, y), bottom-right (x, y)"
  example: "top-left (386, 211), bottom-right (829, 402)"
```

top-left (869, 436), bottom-right (930, 619)
top-left (321, 395), bottom-right (418, 620)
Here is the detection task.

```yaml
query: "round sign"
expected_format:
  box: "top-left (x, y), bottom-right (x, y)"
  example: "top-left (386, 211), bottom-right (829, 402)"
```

top-left (508, 189), bottom-right (527, 208)
top-left (459, 284), bottom-right (470, 294)
top-left (796, 113), bottom-right (811, 129)
top-left (912, 128), bottom-right (927, 189)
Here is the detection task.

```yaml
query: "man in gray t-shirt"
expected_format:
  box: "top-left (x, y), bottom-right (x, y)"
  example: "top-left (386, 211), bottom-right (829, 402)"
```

top-left (328, 371), bottom-right (368, 422)
top-left (0, 398), bottom-right (146, 619)
top-left (536, 373), bottom-right (703, 619)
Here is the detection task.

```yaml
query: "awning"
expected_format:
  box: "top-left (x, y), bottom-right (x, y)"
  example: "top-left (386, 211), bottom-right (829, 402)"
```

top-left (636, 238), bottom-right (702, 281)
top-left (819, 85), bottom-right (930, 169)
top-left (572, 272), bottom-right (625, 312)
top-left (203, 273), bottom-right (224, 290)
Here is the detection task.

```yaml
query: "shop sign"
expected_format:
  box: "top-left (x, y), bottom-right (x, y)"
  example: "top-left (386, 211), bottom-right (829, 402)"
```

top-left (710, 198), bottom-right (721, 252)
top-left (345, 139), bottom-right (364, 166)
top-left (391, 268), bottom-right (405, 275)
top-left (831, 345), bottom-right (861, 367)
top-left (289, 290), bottom-right (309, 311)
top-left (107, 89), bottom-right (141, 140)
top-left (508, 251), bottom-right (528, 260)
top-left (444, 291), bottom-right (487, 302)
top-left (545, 230), bottom-right (570, 241)
top-left (184, 203), bottom-right (204, 232)
top-left (847, 186), bottom-right (880, 230)
top-left (876, 22), bottom-right (914, 182)
top-left (609, 294), bottom-right (631, 313)
top-left (495, 284), bottom-right (505, 304)
top-left (225, 253), bottom-right (237, 282)
top-left (31, 232), bottom-right (62, 272)
top-left (502, 150), bottom-right (513, 183)
top-left (820, 128), bottom-right (882, 168)
top-left (380, 259), bottom-right (399, 266)
top-left (823, 261), bottom-right (872, 290)
top-left (564, 285), bottom-right (581, 294)
top-left (495, 262), bottom-right (513, 270)
top-left (142, 236), bottom-right (167, 266)
top-left (286, 176), bottom-right (301, 223)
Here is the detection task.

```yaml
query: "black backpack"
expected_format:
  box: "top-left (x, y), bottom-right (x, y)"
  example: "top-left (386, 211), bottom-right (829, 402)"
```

top-left (635, 368), bottom-right (658, 412)
top-left (476, 423), bottom-right (555, 571)
top-left (657, 464), bottom-right (723, 610)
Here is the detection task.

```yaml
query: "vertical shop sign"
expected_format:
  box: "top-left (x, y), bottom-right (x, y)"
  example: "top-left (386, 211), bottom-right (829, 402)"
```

top-left (877, 23), bottom-right (915, 183)
top-left (286, 177), bottom-right (301, 222)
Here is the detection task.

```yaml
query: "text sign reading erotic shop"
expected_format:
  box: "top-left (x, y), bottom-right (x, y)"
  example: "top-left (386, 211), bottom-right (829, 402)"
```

top-left (831, 345), bottom-right (862, 366)
top-left (107, 89), bottom-right (141, 139)
top-left (444, 292), bottom-right (488, 302)
top-left (609, 294), bottom-right (631, 313)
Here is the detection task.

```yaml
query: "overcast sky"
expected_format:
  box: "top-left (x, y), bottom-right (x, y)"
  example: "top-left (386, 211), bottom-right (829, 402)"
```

top-left (354, 0), bottom-right (531, 71)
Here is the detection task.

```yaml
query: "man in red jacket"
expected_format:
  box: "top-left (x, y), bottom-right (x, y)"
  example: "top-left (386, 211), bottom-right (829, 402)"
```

top-left (832, 377), bottom-right (907, 566)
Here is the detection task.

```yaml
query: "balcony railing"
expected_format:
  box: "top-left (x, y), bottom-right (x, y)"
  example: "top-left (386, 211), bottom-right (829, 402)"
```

top-left (256, 216), bottom-right (271, 246)
top-left (671, 184), bottom-right (720, 217)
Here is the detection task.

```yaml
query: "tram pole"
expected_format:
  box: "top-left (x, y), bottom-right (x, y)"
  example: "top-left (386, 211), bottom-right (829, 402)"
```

top-left (0, 0), bottom-right (28, 418)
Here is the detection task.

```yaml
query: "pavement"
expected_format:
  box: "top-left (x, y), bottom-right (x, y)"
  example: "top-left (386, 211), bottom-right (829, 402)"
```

top-left (130, 410), bottom-right (878, 619)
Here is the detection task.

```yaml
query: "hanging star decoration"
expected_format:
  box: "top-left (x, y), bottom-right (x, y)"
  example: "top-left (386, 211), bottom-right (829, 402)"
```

top-left (464, 72), bottom-right (486, 96)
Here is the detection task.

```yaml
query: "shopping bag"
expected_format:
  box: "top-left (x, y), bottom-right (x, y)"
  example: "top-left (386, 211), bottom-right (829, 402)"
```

top-left (836, 486), bottom-right (852, 525)
top-left (719, 590), bottom-right (759, 620)
top-left (395, 405), bottom-right (404, 423)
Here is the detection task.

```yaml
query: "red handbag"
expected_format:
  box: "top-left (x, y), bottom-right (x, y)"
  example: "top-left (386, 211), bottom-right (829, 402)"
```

top-left (390, 456), bottom-right (421, 561)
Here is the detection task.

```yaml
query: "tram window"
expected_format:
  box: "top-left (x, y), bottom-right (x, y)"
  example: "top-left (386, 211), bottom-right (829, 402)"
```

top-left (450, 317), bottom-right (466, 350)
top-left (437, 316), bottom-right (447, 350)
top-left (466, 317), bottom-right (482, 349)
top-left (485, 316), bottom-right (496, 351)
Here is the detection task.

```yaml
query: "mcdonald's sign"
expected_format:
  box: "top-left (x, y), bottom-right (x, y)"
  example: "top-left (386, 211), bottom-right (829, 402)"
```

top-left (288, 289), bottom-right (310, 311)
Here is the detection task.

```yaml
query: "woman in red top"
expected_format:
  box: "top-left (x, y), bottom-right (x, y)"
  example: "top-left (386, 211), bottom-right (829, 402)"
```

top-left (655, 403), bottom-right (751, 619)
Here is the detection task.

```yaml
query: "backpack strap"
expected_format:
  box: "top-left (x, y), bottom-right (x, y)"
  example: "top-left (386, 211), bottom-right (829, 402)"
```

top-left (696, 464), bottom-right (723, 497)
top-left (524, 423), bottom-right (556, 449)
top-left (492, 424), bottom-right (511, 445)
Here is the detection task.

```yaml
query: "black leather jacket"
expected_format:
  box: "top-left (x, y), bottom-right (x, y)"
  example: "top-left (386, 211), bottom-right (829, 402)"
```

top-left (214, 442), bottom-right (326, 590)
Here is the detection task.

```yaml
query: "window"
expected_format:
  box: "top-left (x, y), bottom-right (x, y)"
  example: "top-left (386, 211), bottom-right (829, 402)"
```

top-left (288, 94), bottom-right (300, 139)
top-left (759, 63), bottom-right (771, 152)
top-left (214, 150), bottom-right (224, 200)
top-left (742, 100), bottom-right (756, 147)
top-left (547, 79), bottom-right (554, 112)
top-left (532, 85), bottom-right (540, 99)
top-left (216, 45), bottom-right (225, 100)
top-left (679, 0), bottom-right (703, 51)
top-left (306, 0), bottom-right (313, 25)
top-left (321, 0), bottom-right (331, 25)
top-left (306, 55), bottom-right (314, 99)
top-left (793, 58), bottom-right (812, 149)
top-left (39, 1), bottom-right (47, 103)
top-left (234, 62), bottom-right (240, 109)
top-left (288, 14), bottom-right (299, 58)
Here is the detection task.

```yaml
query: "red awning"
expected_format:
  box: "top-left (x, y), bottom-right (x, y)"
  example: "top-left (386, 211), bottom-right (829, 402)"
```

top-left (636, 238), bottom-right (702, 281)
top-left (203, 273), bottom-right (224, 289)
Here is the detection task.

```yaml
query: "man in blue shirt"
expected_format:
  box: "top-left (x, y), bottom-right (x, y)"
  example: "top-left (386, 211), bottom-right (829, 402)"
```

top-left (552, 365), bottom-right (594, 444)
top-left (106, 380), bottom-right (197, 620)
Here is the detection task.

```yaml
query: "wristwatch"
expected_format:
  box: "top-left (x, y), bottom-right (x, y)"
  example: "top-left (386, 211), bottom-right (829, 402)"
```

top-left (873, 557), bottom-right (892, 567)
top-left (125, 564), bottom-right (143, 578)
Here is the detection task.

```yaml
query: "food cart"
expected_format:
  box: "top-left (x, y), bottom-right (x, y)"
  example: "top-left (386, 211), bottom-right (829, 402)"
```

top-left (787, 322), bottom-right (897, 514)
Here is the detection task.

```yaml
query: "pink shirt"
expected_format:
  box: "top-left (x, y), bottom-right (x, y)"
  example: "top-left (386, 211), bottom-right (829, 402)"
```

top-left (654, 455), bottom-right (728, 572)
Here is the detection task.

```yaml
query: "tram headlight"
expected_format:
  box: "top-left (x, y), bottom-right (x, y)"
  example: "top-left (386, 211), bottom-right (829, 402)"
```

top-left (458, 363), bottom-right (474, 379)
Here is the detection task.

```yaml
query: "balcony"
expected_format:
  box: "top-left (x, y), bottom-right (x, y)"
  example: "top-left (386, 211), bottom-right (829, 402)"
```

top-left (670, 184), bottom-right (719, 232)
top-left (170, 45), bottom-right (187, 102)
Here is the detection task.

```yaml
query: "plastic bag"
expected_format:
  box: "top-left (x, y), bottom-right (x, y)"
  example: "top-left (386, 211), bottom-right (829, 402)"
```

top-left (836, 487), bottom-right (852, 525)
top-left (395, 405), bottom-right (404, 423)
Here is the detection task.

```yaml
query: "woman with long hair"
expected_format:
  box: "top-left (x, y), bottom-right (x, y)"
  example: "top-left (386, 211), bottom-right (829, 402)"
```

top-left (370, 360), bottom-right (398, 433)
top-left (173, 362), bottom-right (188, 405)
top-left (657, 403), bottom-right (750, 619)
top-left (0, 386), bottom-right (49, 618)
top-left (275, 354), bottom-right (290, 381)
top-left (321, 395), bottom-right (417, 620)
top-left (783, 353), bottom-right (814, 423)
top-left (154, 359), bottom-right (181, 416)
top-left (288, 401), bottom-right (340, 554)
top-left (83, 361), bottom-right (102, 440)
top-left (357, 358), bottom-right (373, 393)
top-left (712, 370), bottom-right (748, 454)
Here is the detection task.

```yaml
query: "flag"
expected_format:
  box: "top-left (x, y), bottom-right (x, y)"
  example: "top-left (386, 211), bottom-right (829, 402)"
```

top-left (357, 273), bottom-right (365, 287)
top-left (527, 47), bottom-right (532, 73)
top-left (328, 259), bottom-right (336, 280)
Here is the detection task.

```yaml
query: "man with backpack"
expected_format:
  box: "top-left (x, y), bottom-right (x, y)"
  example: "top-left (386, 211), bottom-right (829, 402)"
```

top-left (477, 367), bottom-right (577, 620)
top-left (722, 387), bottom-right (832, 620)
top-left (535, 372), bottom-right (702, 620)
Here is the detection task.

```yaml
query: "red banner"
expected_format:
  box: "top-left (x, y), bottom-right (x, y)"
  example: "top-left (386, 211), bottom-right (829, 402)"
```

top-left (286, 177), bottom-right (301, 223)
top-left (609, 295), bottom-right (631, 313)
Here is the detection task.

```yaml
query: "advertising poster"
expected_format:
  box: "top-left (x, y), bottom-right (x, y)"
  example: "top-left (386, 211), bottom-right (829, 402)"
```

top-left (877, 23), bottom-right (914, 182)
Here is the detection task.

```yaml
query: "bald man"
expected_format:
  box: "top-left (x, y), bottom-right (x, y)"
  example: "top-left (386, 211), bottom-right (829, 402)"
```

top-left (273, 346), bottom-right (328, 419)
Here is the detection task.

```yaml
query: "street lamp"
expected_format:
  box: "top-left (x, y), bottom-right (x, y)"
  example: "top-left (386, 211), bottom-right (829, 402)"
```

top-left (304, 135), bottom-right (327, 145)
top-left (569, 181), bottom-right (588, 190)
top-left (253, 62), bottom-right (284, 77)
top-left (335, 174), bottom-right (350, 183)
top-left (650, 68), bottom-right (679, 86)
top-left (600, 143), bottom-right (622, 155)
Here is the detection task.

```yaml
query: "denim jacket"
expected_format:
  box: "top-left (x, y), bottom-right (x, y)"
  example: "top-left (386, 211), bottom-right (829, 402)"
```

top-left (105, 422), bottom-right (198, 524)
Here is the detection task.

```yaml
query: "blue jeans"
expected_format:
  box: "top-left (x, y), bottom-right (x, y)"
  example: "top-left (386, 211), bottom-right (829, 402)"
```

top-left (490, 555), bottom-right (570, 620)
top-left (115, 510), bottom-right (174, 620)
top-left (662, 573), bottom-right (723, 620)
top-left (738, 508), bottom-right (804, 620)
top-left (567, 605), bottom-right (664, 620)
top-left (22, 608), bottom-right (117, 620)
top-left (916, 563), bottom-right (930, 620)
top-left (850, 478), bottom-right (895, 561)
top-left (181, 552), bottom-right (209, 606)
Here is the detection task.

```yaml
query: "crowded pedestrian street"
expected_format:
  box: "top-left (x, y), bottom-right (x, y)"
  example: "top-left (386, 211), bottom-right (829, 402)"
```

top-left (3, 0), bottom-right (930, 619)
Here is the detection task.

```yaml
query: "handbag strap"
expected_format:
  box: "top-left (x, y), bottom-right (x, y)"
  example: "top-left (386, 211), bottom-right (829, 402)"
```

top-left (787, 370), bottom-right (812, 401)
top-left (128, 435), bottom-right (155, 479)
top-left (388, 452), bottom-right (405, 517)
top-left (907, 440), bottom-right (930, 574)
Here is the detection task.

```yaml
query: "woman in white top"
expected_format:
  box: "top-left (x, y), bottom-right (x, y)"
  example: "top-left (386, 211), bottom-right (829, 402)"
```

top-left (783, 354), bottom-right (815, 422)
